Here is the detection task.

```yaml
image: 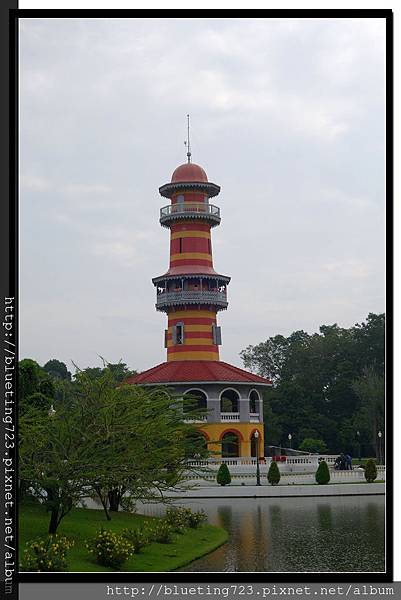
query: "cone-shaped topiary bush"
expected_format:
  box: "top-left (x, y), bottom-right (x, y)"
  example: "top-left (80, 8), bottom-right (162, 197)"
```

top-left (216, 463), bottom-right (231, 486)
top-left (267, 460), bottom-right (281, 485)
top-left (364, 458), bottom-right (377, 483)
top-left (315, 460), bottom-right (330, 485)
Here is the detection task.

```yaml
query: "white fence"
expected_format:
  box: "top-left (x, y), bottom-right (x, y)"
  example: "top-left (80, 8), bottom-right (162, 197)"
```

top-left (185, 456), bottom-right (386, 485)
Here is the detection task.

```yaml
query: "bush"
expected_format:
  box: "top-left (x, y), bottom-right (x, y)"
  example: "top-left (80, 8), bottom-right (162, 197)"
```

top-left (267, 460), bottom-right (281, 485)
top-left (165, 507), bottom-right (208, 531)
top-left (364, 458), bottom-right (378, 483)
top-left (315, 460), bottom-right (330, 485)
top-left (185, 509), bottom-right (207, 529)
top-left (165, 507), bottom-right (188, 533)
top-left (299, 438), bottom-right (328, 454)
top-left (216, 463), bottom-right (231, 486)
top-left (144, 520), bottom-right (174, 544)
top-left (20, 534), bottom-right (74, 572)
top-left (121, 527), bottom-right (150, 553)
top-left (86, 528), bottom-right (134, 569)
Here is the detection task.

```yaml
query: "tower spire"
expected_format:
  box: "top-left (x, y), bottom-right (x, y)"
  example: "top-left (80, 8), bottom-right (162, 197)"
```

top-left (186, 114), bottom-right (191, 163)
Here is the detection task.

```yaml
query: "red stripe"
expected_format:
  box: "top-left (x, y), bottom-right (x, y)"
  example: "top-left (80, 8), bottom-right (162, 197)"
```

top-left (166, 331), bottom-right (213, 340)
top-left (170, 259), bottom-right (213, 267)
top-left (171, 223), bottom-right (211, 233)
top-left (167, 344), bottom-right (219, 353)
top-left (168, 317), bottom-right (217, 326)
top-left (170, 238), bottom-right (210, 254)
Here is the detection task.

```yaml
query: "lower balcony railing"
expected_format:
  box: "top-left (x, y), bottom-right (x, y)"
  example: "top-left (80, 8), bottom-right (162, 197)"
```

top-left (156, 290), bottom-right (228, 308)
top-left (221, 413), bottom-right (240, 421)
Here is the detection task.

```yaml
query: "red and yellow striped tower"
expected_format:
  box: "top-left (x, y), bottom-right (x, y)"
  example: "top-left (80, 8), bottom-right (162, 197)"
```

top-left (153, 161), bottom-right (230, 362)
top-left (127, 138), bottom-right (272, 459)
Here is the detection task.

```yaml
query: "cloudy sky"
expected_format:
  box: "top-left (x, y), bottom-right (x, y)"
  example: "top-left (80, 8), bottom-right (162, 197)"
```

top-left (19, 17), bottom-right (386, 374)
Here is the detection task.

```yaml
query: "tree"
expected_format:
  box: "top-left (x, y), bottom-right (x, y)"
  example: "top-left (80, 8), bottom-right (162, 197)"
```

top-left (19, 367), bottom-right (208, 532)
top-left (299, 438), bottom-right (328, 454)
top-left (242, 313), bottom-right (385, 455)
top-left (315, 460), bottom-right (330, 485)
top-left (267, 460), bottom-right (280, 485)
top-left (18, 359), bottom-right (42, 400)
top-left (43, 359), bottom-right (72, 381)
top-left (352, 368), bottom-right (384, 461)
top-left (216, 464), bottom-right (231, 486)
top-left (364, 458), bottom-right (377, 483)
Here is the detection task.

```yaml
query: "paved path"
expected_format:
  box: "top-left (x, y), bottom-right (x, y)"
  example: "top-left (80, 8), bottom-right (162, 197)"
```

top-left (166, 482), bottom-right (385, 498)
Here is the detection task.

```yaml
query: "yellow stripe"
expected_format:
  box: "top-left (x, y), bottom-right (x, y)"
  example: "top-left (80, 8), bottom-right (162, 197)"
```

top-left (171, 231), bottom-right (210, 240)
top-left (171, 252), bottom-right (212, 261)
top-left (167, 338), bottom-right (214, 348)
top-left (168, 351), bottom-right (219, 361)
top-left (169, 310), bottom-right (216, 319)
top-left (168, 324), bottom-right (211, 333)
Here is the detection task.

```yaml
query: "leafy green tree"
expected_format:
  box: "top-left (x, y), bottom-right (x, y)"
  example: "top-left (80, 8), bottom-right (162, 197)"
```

top-left (364, 458), bottom-right (378, 483)
top-left (216, 464), bottom-right (231, 486)
top-left (243, 313), bottom-right (385, 455)
top-left (315, 460), bottom-right (330, 485)
top-left (18, 359), bottom-right (42, 400)
top-left (20, 367), bottom-right (208, 532)
top-left (299, 438), bottom-right (328, 454)
top-left (267, 460), bottom-right (280, 485)
top-left (352, 368), bottom-right (384, 461)
top-left (43, 359), bottom-right (72, 381)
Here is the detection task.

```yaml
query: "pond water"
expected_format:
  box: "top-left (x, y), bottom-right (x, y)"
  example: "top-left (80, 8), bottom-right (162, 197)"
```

top-left (136, 495), bottom-right (385, 573)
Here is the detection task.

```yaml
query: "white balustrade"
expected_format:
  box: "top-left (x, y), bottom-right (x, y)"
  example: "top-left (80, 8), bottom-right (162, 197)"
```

top-left (221, 412), bottom-right (240, 421)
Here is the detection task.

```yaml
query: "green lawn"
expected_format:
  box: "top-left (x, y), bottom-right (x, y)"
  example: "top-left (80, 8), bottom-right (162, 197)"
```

top-left (19, 502), bottom-right (228, 572)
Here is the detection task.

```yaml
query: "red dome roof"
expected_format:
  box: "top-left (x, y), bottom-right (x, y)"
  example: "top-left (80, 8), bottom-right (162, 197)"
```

top-left (171, 162), bottom-right (208, 183)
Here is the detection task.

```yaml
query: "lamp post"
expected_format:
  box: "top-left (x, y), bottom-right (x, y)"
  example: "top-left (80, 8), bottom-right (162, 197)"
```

top-left (288, 433), bottom-right (292, 450)
top-left (378, 431), bottom-right (382, 465)
top-left (254, 430), bottom-right (261, 486)
top-left (356, 430), bottom-right (361, 462)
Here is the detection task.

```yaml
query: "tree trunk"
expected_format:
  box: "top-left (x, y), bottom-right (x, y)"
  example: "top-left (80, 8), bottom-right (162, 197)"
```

top-left (48, 506), bottom-right (60, 534)
top-left (108, 489), bottom-right (121, 512)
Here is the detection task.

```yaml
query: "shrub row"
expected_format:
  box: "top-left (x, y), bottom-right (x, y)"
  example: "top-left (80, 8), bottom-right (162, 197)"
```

top-left (20, 507), bottom-right (207, 572)
top-left (217, 458), bottom-right (379, 486)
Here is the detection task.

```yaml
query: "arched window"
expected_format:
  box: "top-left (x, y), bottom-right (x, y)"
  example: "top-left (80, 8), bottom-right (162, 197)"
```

top-left (183, 389), bottom-right (207, 413)
top-left (221, 432), bottom-right (240, 457)
top-left (249, 390), bottom-right (260, 414)
top-left (220, 389), bottom-right (240, 413)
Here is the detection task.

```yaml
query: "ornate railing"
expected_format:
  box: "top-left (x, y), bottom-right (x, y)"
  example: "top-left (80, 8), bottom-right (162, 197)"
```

top-left (156, 289), bottom-right (228, 310)
top-left (221, 413), bottom-right (240, 421)
top-left (160, 202), bottom-right (221, 226)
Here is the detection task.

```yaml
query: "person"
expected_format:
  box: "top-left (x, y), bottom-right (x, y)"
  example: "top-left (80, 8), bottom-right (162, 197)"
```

top-left (339, 452), bottom-right (346, 470)
top-left (345, 453), bottom-right (352, 470)
top-left (334, 456), bottom-right (341, 470)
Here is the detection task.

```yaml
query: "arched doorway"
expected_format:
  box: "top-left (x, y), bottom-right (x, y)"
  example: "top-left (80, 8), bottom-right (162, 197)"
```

top-left (221, 431), bottom-right (240, 457)
top-left (220, 388), bottom-right (240, 413)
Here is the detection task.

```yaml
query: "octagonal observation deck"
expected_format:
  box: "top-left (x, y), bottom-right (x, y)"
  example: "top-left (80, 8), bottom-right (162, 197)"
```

top-left (159, 202), bottom-right (221, 228)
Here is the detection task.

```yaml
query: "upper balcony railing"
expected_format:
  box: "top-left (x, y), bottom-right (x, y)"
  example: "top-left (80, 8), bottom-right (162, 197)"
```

top-left (160, 202), bottom-right (221, 227)
top-left (156, 289), bottom-right (228, 311)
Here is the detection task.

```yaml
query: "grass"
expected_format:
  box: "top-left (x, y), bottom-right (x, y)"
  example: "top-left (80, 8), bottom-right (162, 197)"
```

top-left (19, 501), bottom-right (228, 572)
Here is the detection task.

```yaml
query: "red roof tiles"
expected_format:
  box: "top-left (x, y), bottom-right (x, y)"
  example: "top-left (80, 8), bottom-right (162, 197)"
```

top-left (125, 360), bottom-right (272, 386)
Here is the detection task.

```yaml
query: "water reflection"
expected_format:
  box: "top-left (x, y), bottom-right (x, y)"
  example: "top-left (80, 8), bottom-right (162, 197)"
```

top-left (135, 495), bottom-right (384, 572)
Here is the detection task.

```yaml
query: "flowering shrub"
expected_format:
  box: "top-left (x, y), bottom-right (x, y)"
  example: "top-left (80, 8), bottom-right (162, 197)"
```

top-left (166, 507), bottom-right (207, 530)
top-left (86, 528), bottom-right (134, 569)
top-left (165, 508), bottom-right (189, 533)
top-left (144, 520), bottom-right (174, 544)
top-left (185, 509), bottom-right (207, 529)
top-left (121, 527), bottom-right (150, 553)
top-left (20, 535), bottom-right (74, 572)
